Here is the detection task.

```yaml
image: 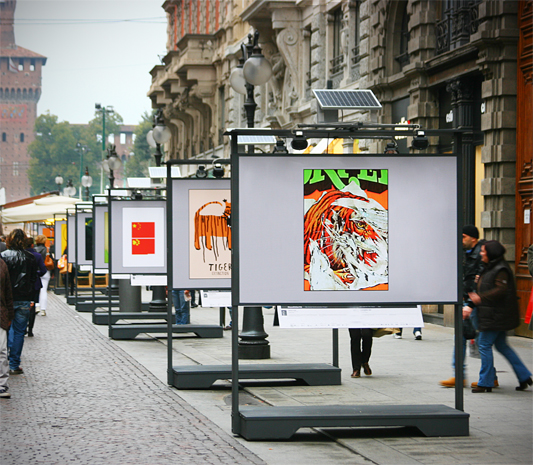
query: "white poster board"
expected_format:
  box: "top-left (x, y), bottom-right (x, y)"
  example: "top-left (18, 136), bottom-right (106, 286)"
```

top-left (171, 179), bottom-right (231, 289)
top-left (235, 155), bottom-right (459, 306)
top-left (93, 204), bottom-right (108, 270)
top-left (110, 200), bottom-right (167, 274)
top-left (278, 306), bottom-right (424, 328)
top-left (76, 211), bottom-right (93, 266)
top-left (200, 290), bottom-right (232, 307)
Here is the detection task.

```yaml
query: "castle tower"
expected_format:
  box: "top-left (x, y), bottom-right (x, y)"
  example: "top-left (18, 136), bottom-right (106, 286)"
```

top-left (0, 0), bottom-right (46, 202)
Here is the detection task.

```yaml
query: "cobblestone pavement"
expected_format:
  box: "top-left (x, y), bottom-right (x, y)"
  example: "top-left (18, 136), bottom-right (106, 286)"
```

top-left (0, 294), bottom-right (265, 465)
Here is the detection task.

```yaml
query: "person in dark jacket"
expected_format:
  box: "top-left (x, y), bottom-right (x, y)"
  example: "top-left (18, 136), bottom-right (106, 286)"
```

top-left (34, 235), bottom-right (51, 316)
top-left (0, 229), bottom-right (38, 375)
top-left (25, 237), bottom-right (47, 337)
top-left (440, 225), bottom-right (487, 388)
top-left (466, 240), bottom-right (532, 393)
top-left (0, 257), bottom-right (14, 398)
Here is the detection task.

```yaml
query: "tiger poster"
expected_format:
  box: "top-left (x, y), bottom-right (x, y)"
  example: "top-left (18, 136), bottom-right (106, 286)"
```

top-left (189, 189), bottom-right (231, 279)
top-left (304, 169), bottom-right (389, 291)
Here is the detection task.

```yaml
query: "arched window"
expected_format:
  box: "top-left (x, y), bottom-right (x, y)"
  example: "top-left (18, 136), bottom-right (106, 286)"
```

top-left (2, 133), bottom-right (6, 142)
top-left (20, 133), bottom-right (25, 143)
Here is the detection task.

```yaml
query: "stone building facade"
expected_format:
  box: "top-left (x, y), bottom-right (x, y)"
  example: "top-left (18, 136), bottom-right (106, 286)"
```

top-left (148, 0), bottom-right (532, 335)
top-left (0, 0), bottom-right (46, 203)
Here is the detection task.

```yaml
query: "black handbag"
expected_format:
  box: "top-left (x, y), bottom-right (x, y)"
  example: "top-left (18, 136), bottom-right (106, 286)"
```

top-left (463, 318), bottom-right (477, 340)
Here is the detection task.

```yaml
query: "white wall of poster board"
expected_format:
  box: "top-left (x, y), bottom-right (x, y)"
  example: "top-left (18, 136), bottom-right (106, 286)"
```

top-left (76, 211), bottom-right (92, 266)
top-left (93, 204), bottom-right (108, 270)
top-left (171, 179), bottom-right (231, 289)
top-left (235, 155), bottom-right (459, 306)
top-left (110, 200), bottom-right (167, 274)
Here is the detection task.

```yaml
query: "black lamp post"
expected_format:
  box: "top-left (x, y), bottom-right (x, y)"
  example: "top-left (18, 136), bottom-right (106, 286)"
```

top-left (147, 109), bottom-right (171, 311)
top-left (102, 145), bottom-right (122, 188)
top-left (230, 31), bottom-right (273, 359)
top-left (64, 179), bottom-right (76, 197)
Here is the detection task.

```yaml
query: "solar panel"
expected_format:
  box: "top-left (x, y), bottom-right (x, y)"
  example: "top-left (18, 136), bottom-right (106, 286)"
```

top-left (313, 89), bottom-right (382, 110)
top-left (237, 135), bottom-right (277, 145)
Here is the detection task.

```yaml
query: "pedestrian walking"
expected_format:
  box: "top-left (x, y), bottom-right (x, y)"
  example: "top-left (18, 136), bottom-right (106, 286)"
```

top-left (466, 240), bottom-right (532, 393)
top-left (25, 237), bottom-right (47, 337)
top-left (172, 289), bottom-right (190, 325)
top-left (440, 225), bottom-right (489, 388)
top-left (34, 234), bottom-right (51, 316)
top-left (349, 328), bottom-right (373, 378)
top-left (0, 229), bottom-right (38, 375)
top-left (0, 257), bottom-right (14, 398)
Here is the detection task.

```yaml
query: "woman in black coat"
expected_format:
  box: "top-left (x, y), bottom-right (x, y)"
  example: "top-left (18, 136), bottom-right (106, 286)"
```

top-left (466, 240), bottom-right (532, 392)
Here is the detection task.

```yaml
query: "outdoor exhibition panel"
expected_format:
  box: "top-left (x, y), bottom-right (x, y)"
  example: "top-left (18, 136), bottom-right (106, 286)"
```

top-left (171, 178), bottom-right (231, 290)
top-left (109, 199), bottom-right (167, 275)
top-left (75, 206), bottom-right (93, 267)
top-left (233, 154), bottom-right (459, 307)
top-left (165, 163), bottom-right (337, 389)
top-left (53, 215), bottom-right (67, 294)
top-left (93, 202), bottom-right (108, 271)
top-left (228, 127), bottom-right (468, 440)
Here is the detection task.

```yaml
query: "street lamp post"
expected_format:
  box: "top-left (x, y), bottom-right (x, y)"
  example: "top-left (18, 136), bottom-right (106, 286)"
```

top-left (102, 145), bottom-right (122, 189)
top-left (229, 31), bottom-right (273, 359)
top-left (64, 179), bottom-right (76, 197)
top-left (81, 167), bottom-right (93, 201)
top-left (95, 103), bottom-right (114, 193)
top-left (147, 109), bottom-right (171, 311)
top-left (55, 174), bottom-right (63, 194)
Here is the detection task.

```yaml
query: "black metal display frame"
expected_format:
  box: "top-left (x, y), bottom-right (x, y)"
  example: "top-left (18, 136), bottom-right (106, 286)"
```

top-left (164, 162), bottom-right (339, 389)
top-left (73, 202), bottom-right (96, 312)
top-left (106, 190), bottom-right (168, 339)
top-left (227, 126), bottom-right (470, 439)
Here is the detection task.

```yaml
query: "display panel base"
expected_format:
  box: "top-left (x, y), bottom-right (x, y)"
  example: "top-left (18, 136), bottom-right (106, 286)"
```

top-left (93, 311), bottom-right (168, 325)
top-left (238, 404), bottom-right (469, 440)
top-left (171, 363), bottom-right (341, 389)
top-left (109, 324), bottom-right (223, 340)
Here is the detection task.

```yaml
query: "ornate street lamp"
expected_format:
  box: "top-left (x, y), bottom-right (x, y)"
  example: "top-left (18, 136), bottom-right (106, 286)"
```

top-left (102, 145), bottom-right (122, 189)
top-left (55, 174), bottom-right (63, 194)
top-left (64, 179), bottom-right (76, 197)
top-left (95, 103), bottom-right (115, 193)
top-left (81, 167), bottom-right (93, 201)
top-left (229, 31), bottom-right (273, 359)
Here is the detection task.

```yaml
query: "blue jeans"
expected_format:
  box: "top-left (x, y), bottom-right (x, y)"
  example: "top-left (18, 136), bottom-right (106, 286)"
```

top-left (477, 330), bottom-right (532, 387)
top-left (171, 290), bottom-right (190, 325)
top-left (8, 301), bottom-right (31, 370)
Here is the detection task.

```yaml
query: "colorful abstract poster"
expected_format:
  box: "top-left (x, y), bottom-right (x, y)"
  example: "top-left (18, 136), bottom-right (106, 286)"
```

top-left (189, 189), bottom-right (231, 279)
top-left (304, 169), bottom-right (389, 291)
top-left (122, 207), bottom-right (165, 268)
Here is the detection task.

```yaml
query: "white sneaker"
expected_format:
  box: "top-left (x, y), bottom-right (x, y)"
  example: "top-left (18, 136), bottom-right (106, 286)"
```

top-left (0, 387), bottom-right (11, 398)
top-left (414, 331), bottom-right (422, 340)
top-left (394, 333), bottom-right (402, 339)
top-left (41, 310), bottom-right (46, 316)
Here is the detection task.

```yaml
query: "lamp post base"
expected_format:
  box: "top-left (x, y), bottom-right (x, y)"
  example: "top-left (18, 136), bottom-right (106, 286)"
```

top-left (149, 285), bottom-right (167, 311)
top-left (238, 306), bottom-right (271, 360)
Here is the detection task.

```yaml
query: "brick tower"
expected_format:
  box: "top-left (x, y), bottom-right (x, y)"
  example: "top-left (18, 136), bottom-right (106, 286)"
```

top-left (0, 0), bottom-right (46, 203)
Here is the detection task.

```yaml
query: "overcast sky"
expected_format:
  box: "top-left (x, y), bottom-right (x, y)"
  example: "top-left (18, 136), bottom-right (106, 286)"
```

top-left (14, 0), bottom-right (168, 125)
